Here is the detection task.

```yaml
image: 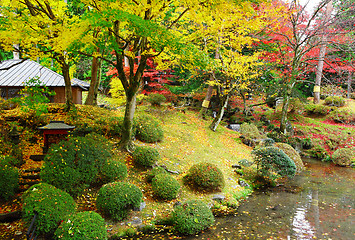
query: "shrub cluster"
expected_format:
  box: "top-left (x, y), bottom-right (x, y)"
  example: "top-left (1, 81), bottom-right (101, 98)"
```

top-left (308, 146), bottom-right (329, 160)
top-left (22, 183), bottom-right (76, 236)
top-left (98, 158), bottom-right (128, 184)
top-left (0, 156), bottom-right (19, 201)
top-left (324, 96), bottom-right (345, 107)
top-left (96, 182), bottom-right (142, 221)
top-left (240, 122), bottom-right (264, 139)
top-left (252, 146), bottom-right (296, 180)
top-left (41, 133), bottom-right (112, 196)
top-left (274, 142), bottom-right (304, 172)
top-left (304, 104), bottom-right (333, 116)
top-left (54, 211), bottom-right (107, 240)
top-left (146, 166), bottom-right (167, 182)
top-left (147, 93), bottom-right (166, 106)
top-left (184, 162), bottom-right (225, 191)
top-left (132, 146), bottom-right (160, 167)
top-left (320, 85), bottom-right (345, 99)
top-left (152, 174), bottom-right (181, 200)
top-left (327, 108), bottom-right (355, 124)
top-left (332, 147), bottom-right (355, 166)
top-left (172, 200), bottom-right (214, 235)
top-left (135, 115), bottom-right (164, 143)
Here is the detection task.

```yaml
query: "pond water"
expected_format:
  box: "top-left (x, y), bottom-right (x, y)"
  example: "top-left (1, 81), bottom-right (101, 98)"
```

top-left (141, 158), bottom-right (355, 240)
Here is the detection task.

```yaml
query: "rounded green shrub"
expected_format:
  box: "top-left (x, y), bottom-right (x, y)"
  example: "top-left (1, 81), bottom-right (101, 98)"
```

top-left (252, 146), bottom-right (296, 180)
top-left (332, 147), bottom-right (355, 166)
top-left (135, 115), bottom-right (164, 143)
top-left (324, 96), bottom-right (345, 107)
top-left (147, 93), bottom-right (166, 106)
top-left (327, 108), bottom-right (355, 124)
top-left (304, 104), bottom-right (333, 116)
top-left (274, 142), bottom-right (304, 172)
top-left (98, 159), bottom-right (127, 184)
top-left (132, 146), bottom-right (160, 167)
top-left (240, 122), bottom-right (264, 139)
top-left (152, 174), bottom-right (180, 200)
top-left (22, 183), bottom-right (76, 236)
top-left (146, 166), bottom-right (168, 182)
top-left (0, 156), bottom-right (19, 201)
top-left (172, 200), bottom-right (214, 235)
top-left (308, 146), bottom-right (329, 160)
top-left (41, 133), bottom-right (112, 196)
top-left (184, 162), bottom-right (225, 191)
top-left (54, 211), bottom-right (107, 240)
top-left (96, 182), bottom-right (142, 221)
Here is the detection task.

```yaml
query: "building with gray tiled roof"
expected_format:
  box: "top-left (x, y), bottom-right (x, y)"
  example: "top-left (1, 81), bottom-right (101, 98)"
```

top-left (0, 59), bottom-right (89, 104)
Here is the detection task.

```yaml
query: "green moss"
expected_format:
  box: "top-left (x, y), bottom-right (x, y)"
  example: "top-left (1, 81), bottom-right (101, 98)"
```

top-left (146, 166), bottom-right (168, 182)
top-left (135, 115), bottom-right (164, 143)
top-left (172, 200), bottom-right (214, 235)
top-left (184, 162), bottom-right (225, 191)
top-left (0, 156), bottom-right (19, 201)
top-left (332, 147), bottom-right (355, 166)
top-left (152, 174), bottom-right (181, 200)
top-left (324, 96), bottom-right (345, 107)
top-left (22, 183), bottom-right (76, 236)
top-left (54, 211), bottom-right (107, 240)
top-left (132, 146), bottom-right (160, 167)
top-left (96, 182), bottom-right (142, 221)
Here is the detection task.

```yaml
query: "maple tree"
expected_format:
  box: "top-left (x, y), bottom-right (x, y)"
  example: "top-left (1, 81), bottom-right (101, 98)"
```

top-left (0, 0), bottom-right (85, 111)
top-left (257, 0), bottom-right (334, 133)
top-left (182, 1), bottom-right (266, 131)
top-left (75, 0), bottom-right (225, 150)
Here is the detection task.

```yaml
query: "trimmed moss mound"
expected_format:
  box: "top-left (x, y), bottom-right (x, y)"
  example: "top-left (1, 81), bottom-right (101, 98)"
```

top-left (332, 147), bottom-right (355, 166)
top-left (172, 200), bottom-right (214, 235)
top-left (274, 142), bottom-right (304, 172)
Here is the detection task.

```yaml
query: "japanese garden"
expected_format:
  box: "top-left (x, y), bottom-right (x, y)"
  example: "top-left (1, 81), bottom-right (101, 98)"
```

top-left (0, 0), bottom-right (354, 239)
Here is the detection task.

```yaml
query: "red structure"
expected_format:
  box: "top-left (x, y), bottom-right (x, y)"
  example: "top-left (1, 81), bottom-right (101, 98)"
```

top-left (38, 121), bottom-right (75, 153)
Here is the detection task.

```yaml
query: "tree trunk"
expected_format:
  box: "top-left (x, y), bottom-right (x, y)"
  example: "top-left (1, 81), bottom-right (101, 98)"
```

top-left (280, 94), bottom-right (290, 134)
top-left (85, 55), bottom-right (100, 105)
top-left (119, 91), bottom-right (137, 151)
top-left (198, 84), bottom-right (213, 119)
top-left (93, 59), bottom-right (102, 105)
top-left (59, 56), bottom-right (74, 112)
top-left (314, 0), bottom-right (333, 104)
top-left (209, 95), bottom-right (229, 131)
top-left (240, 91), bottom-right (249, 115)
top-left (347, 71), bottom-right (352, 99)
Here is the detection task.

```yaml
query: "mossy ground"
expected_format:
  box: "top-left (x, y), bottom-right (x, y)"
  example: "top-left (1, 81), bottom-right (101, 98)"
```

top-left (0, 103), bottom-right (252, 239)
top-left (1, 97), bottom-right (355, 239)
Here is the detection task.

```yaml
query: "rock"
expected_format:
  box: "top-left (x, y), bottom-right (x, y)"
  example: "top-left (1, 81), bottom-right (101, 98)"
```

top-left (238, 179), bottom-right (250, 188)
top-left (226, 124), bottom-right (241, 132)
top-left (231, 164), bottom-right (242, 169)
top-left (212, 194), bottom-right (225, 202)
top-left (127, 217), bottom-right (142, 226)
top-left (173, 201), bottom-right (182, 208)
top-left (160, 165), bottom-right (180, 174)
top-left (260, 115), bottom-right (268, 123)
top-left (238, 159), bottom-right (253, 167)
top-left (286, 120), bottom-right (294, 136)
top-left (134, 202), bottom-right (146, 211)
top-left (241, 137), bottom-right (256, 148)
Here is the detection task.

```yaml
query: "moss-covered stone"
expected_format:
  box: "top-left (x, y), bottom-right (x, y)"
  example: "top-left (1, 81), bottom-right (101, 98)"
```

top-left (332, 147), bottom-right (355, 166)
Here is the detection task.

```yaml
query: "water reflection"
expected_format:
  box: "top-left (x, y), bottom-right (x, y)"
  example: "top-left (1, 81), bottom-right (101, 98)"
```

top-left (138, 159), bottom-right (354, 240)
